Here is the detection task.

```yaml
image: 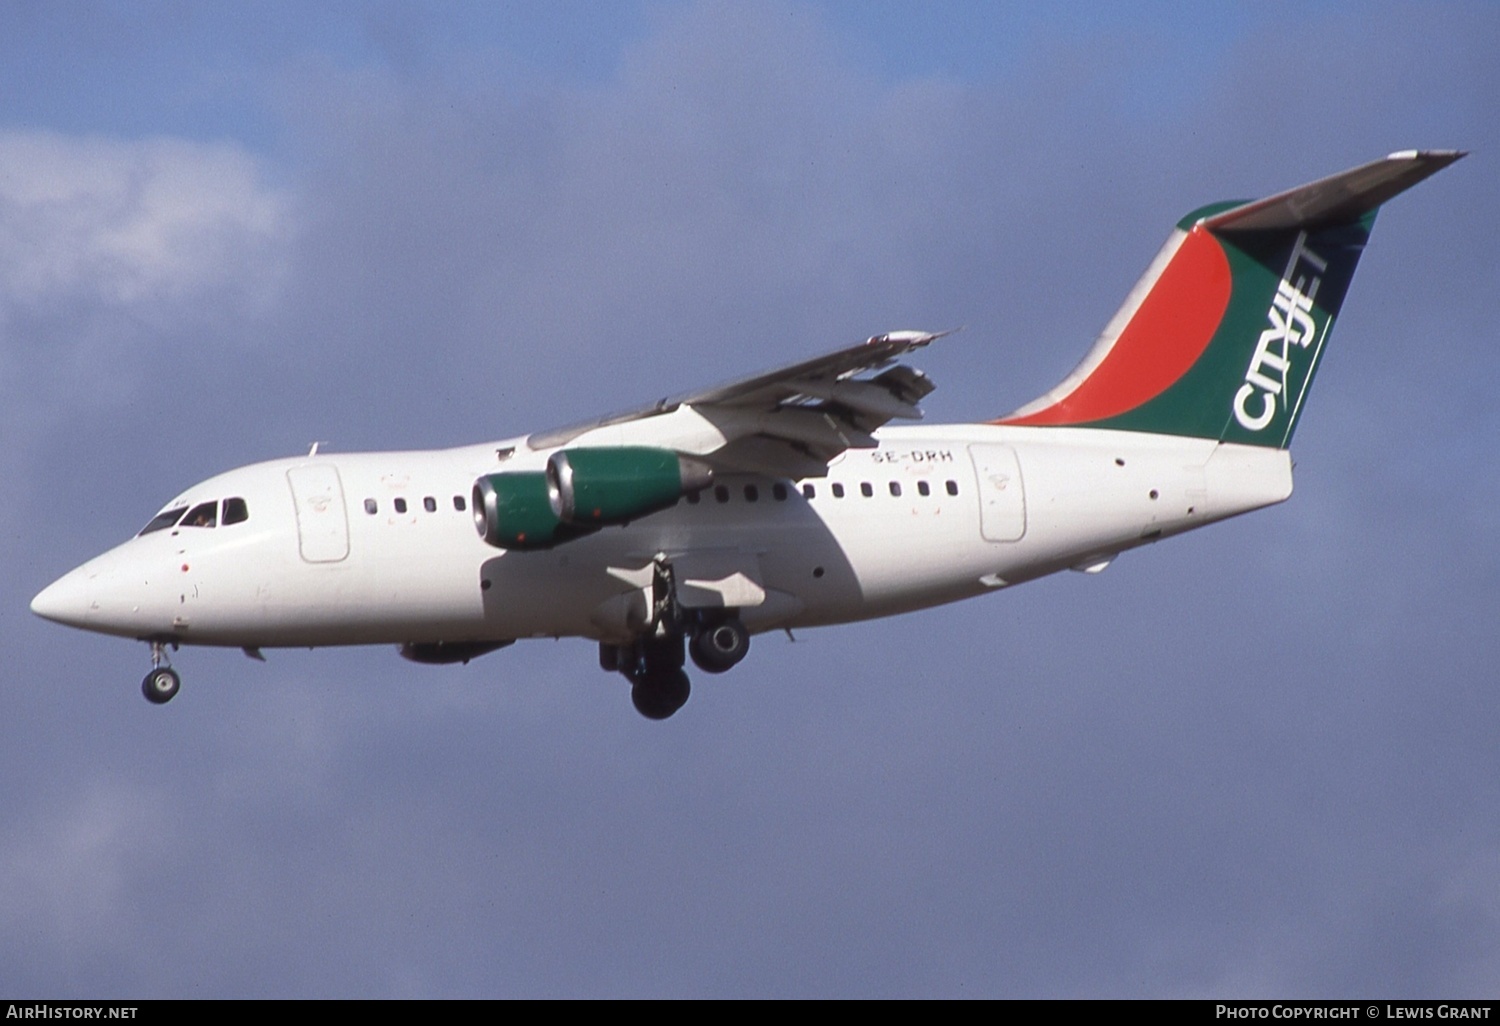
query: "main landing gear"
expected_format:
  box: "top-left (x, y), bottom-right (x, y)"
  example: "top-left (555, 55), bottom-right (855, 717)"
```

top-left (141, 641), bottom-right (180, 705)
top-left (601, 557), bottom-right (752, 720)
top-left (689, 617), bottom-right (750, 674)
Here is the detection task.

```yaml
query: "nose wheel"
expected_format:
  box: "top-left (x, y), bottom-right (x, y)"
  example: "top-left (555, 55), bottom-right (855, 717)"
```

top-left (142, 667), bottom-right (181, 704)
top-left (141, 641), bottom-right (180, 704)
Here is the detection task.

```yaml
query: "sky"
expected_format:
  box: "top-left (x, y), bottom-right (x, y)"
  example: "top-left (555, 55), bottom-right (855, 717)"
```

top-left (2, 0), bottom-right (1497, 999)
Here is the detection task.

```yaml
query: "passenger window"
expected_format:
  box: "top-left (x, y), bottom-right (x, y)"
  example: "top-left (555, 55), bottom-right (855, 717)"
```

top-left (946, 480), bottom-right (959, 496)
top-left (394, 498), bottom-right (408, 514)
top-left (453, 495), bottom-right (466, 512)
top-left (773, 483), bottom-right (788, 501)
top-left (364, 499), bottom-right (378, 515)
top-left (917, 481), bottom-right (930, 497)
top-left (860, 482), bottom-right (873, 498)
top-left (183, 501), bottom-right (217, 528)
top-left (714, 486), bottom-right (729, 504)
top-left (139, 506), bottom-right (188, 536)
top-left (802, 484), bottom-right (815, 500)
top-left (222, 497), bottom-right (249, 525)
top-left (686, 491), bottom-right (700, 504)
top-left (832, 483), bottom-right (845, 498)
top-left (889, 482), bottom-right (901, 497)
top-left (423, 496), bottom-right (437, 513)
top-left (744, 485), bottom-right (759, 503)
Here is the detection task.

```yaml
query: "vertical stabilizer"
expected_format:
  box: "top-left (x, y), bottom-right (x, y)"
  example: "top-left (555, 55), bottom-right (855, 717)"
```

top-left (997, 151), bottom-right (1464, 448)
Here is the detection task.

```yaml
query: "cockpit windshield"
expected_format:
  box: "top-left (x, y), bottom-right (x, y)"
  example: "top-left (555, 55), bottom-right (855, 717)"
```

top-left (138, 497), bottom-right (249, 536)
top-left (183, 501), bottom-right (217, 528)
top-left (139, 507), bottom-right (188, 535)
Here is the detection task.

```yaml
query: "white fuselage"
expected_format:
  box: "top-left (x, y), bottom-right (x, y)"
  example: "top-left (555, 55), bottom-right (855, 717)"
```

top-left (32, 423), bottom-right (1292, 652)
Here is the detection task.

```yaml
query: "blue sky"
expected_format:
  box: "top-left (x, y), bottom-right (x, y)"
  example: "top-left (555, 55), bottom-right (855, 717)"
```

top-left (3, 0), bottom-right (1498, 997)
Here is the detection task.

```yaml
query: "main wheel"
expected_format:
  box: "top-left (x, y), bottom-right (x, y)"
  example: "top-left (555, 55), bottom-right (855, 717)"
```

top-left (141, 667), bottom-right (181, 705)
top-left (690, 618), bottom-right (749, 674)
top-left (631, 669), bottom-right (691, 720)
top-left (640, 632), bottom-right (685, 672)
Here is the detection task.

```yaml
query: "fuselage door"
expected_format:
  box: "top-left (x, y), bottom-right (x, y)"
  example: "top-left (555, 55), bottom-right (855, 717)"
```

top-left (286, 464), bottom-right (350, 563)
top-left (968, 443), bottom-right (1027, 542)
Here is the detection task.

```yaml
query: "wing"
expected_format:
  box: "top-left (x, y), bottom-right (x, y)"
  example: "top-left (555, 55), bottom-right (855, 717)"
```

top-left (527, 330), bottom-right (949, 478)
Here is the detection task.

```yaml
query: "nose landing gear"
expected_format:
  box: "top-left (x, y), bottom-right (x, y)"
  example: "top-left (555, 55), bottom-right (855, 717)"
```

top-left (141, 641), bottom-right (180, 704)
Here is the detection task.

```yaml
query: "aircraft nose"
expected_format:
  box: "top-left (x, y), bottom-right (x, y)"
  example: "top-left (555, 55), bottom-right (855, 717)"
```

top-left (30, 567), bottom-right (93, 628)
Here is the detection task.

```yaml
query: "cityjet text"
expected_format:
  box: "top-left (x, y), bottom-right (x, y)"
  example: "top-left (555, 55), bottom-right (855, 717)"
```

top-left (1233, 231), bottom-right (1328, 433)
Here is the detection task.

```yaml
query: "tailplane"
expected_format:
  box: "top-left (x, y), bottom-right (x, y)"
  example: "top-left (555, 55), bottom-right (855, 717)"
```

top-left (997, 151), bottom-right (1464, 448)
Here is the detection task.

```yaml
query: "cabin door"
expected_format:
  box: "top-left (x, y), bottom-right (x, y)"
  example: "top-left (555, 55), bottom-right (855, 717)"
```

top-left (286, 465), bottom-right (351, 563)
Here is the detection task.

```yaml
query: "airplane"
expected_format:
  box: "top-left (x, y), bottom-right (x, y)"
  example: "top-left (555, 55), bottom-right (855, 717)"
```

top-left (31, 151), bottom-right (1463, 719)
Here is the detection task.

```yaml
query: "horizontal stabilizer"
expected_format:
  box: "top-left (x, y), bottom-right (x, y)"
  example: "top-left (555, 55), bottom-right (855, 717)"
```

top-left (1201, 150), bottom-right (1465, 233)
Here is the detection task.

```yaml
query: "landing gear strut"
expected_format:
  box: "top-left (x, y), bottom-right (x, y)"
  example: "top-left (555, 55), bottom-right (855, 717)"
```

top-left (141, 641), bottom-right (180, 705)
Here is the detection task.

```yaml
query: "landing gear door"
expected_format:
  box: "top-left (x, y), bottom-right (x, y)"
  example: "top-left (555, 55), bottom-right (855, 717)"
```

top-left (286, 465), bottom-right (351, 563)
top-left (968, 443), bottom-right (1027, 542)
top-left (673, 551), bottom-right (767, 610)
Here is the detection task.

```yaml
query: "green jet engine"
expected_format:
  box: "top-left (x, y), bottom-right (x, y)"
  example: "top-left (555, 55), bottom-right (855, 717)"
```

top-left (471, 471), bottom-right (581, 550)
top-left (473, 447), bottom-right (714, 550)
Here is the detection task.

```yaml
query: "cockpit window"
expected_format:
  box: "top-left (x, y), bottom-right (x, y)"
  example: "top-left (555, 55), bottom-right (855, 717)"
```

top-left (139, 506), bottom-right (189, 536)
top-left (139, 497), bottom-right (248, 535)
top-left (183, 501), bottom-right (218, 528)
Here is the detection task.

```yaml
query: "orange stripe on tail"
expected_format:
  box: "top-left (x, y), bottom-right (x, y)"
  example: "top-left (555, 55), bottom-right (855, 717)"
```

top-left (998, 227), bottom-right (1231, 426)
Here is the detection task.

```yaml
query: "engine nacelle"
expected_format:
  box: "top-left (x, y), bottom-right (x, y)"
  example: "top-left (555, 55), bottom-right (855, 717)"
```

top-left (472, 471), bottom-right (595, 550)
top-left (472, 448), bottom-right (712, 550)
top-left (546, 447), bottom-right (713, 527)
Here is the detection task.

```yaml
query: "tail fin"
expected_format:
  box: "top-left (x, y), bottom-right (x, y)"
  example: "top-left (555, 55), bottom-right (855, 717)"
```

top-left (997, 151), bottom-right (1464, 448)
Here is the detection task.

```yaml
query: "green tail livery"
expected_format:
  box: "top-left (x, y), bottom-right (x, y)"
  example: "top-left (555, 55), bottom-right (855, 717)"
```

top-left (999, 150), bottom-right (1465, 448)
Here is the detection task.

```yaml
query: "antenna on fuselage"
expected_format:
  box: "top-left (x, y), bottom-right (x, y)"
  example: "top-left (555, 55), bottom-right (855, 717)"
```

top-left (308, 441), bottom-right (328, 456)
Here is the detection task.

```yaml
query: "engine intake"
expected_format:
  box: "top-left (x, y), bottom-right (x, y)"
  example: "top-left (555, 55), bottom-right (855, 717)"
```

top-left (473, 471), bottom-right (593, 550)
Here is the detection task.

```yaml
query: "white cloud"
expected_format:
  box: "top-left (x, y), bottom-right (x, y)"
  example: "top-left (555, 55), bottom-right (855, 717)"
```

top-left (0, 130), bottom-right (290, 313)
top-left (0, 131), bottom-right (295, 570)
